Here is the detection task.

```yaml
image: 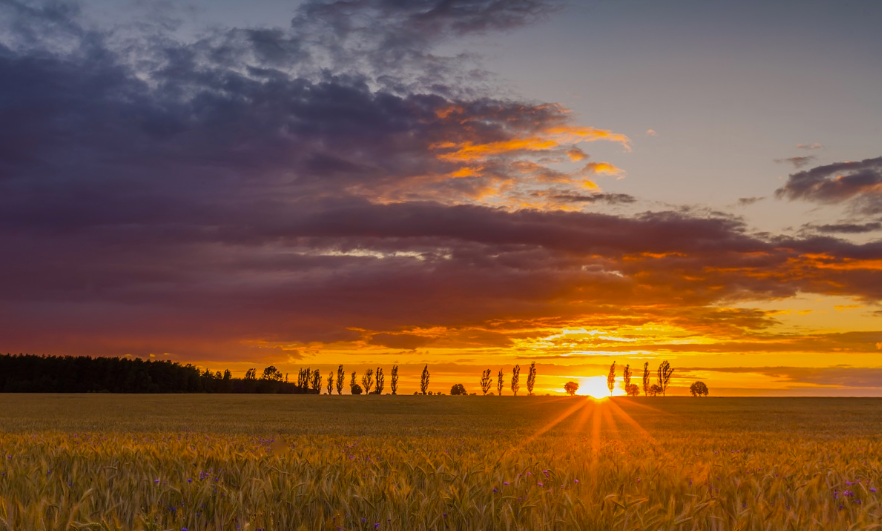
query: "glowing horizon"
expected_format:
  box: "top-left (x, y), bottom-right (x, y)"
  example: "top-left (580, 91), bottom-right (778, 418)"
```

top-left (1, 0), bottom-right (881, 396)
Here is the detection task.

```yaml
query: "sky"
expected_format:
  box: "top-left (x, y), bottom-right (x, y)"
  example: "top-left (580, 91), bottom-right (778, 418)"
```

top-left (1, 0), bottom-right (881, 396)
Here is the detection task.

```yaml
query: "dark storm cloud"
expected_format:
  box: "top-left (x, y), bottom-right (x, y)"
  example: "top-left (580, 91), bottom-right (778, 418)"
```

top-left (298, 0), bottom-right (557, 40)
top-left (775, 156), bottom-right (882, 213)
top-left (1, 1), bottom-right (881, 361)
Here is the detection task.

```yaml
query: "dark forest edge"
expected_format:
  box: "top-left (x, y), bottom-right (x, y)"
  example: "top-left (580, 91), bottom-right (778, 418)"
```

top-left (0, 354), bottom-right (316, 394)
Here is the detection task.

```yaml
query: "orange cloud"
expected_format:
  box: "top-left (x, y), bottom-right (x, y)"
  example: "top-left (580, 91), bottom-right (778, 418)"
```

top-left (582, 162), bottom-right (624, 176)
top-left (431, 127), bottom-right (630, 162)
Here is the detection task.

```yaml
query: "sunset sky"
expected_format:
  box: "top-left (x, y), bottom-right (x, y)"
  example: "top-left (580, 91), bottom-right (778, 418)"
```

top-left (2, 0), bottom-right (881, 395)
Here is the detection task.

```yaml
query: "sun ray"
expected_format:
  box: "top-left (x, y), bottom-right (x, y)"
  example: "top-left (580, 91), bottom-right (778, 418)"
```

top-left (510, 397), bottom-right (589, 451)
top-left (600, 402), bottom-right (620, 438)
top-left (606, 399), bottom-right (655, 441)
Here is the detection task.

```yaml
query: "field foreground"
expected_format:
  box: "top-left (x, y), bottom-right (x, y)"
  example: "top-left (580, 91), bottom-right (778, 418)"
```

top-left (0, 395), bottom-right (880, 530)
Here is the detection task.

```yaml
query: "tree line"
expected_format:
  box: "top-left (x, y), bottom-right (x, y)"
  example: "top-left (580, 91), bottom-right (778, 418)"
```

top-left (0, 354), bottom-right (708, 396)
top-left (0, 354), bottom-right (319, 394)
top-left (563, 360), bottom-right (709, 397)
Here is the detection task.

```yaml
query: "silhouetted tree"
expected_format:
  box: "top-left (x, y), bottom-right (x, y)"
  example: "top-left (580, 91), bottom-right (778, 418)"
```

top-left (221, 369), bottom-right (233, 393)
top-left (311, 369), bottom-right (322, 393)
top-left (450, 383), bottom-right (466, 395)
top-left (242, 368), bottom-right (258, 393)
top-left (350, 371), bottom-right (357, 394)
top-left (657, 360), bottom-right (674, 396)
top-left (648, 384), bottom-right (662, 397)
top-left (690, 381), bottom-right (709, 397)
top-left (351, 383), bottom-right (363, 395)
top-left (511, 365), bottom-right (520, 396)
top-left (526, 361), bottom-right (537, 395)
top-left (623, 364), bottom-right (632, 392)
top-left (375, 367), bottom-right (385, 394)
top-left (326, 371), bottom-right (334, 395)
top-left (497, 368), bottom-right (504, 396)
top-left (390, 365), bottom-right (399, 395)
top-left (480, 369), bottom-right (492, 395)
top-left (642, 362), bottom-right (650, 395)
top-left (625, 384), bottom-right (640, 396)
top-left (296, 367), bottom-right (309, 390)
top-left (361, 368), bottom-right (374, 395)
top-left (607, 361), bottom-right (616, 396)
top-left (564, 381), bottom-right (579, 396)
top-left (336, 365), bottom-right (345, 395)
top-left (420, 365), bottom-right (430, 395)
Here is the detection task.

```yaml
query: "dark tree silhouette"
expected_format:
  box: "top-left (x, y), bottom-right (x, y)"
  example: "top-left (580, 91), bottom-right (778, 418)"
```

top-left (511, 365), bottom-right (520, 396)
top-left (390, 365), bottom-right (399, 395)
top-left (648, 384), bottom-right (662, 397)
top-left (526, 361), bottom-right (537, 396)
top-left (349, 371), bottom-right (357, 394)
top-left (564, 381), bottom-right (579, 396)
top-left (450, 383), bottom-right (466, 395)
top-left (351, 383), bottom-right (363, 395)
top-left (623, 364), bottom-right (632, 393)
top-left (690, 381), bottom-right (709, 397)
top-left (326, 371), bottom-right (334, 395)
top-left (311, 369), bottom-right (322, 393)
top-left (480, 369), bottom-right (492, 395)
top-left (642, 362), bottom-right (650, 395)
top-left (420, 365), bottom-right (430, 395)
top-left (657, 360), bottom-right (674, 396)
top-left (336, 365), bottom-right (345, 395)
top-left (374, 367), bottom-right (385, 394)
top-left (295, 367), bottom-right (309, 389)
top-left (625, 384), bottom-right (640, 396)
top-left (607, 361), bottom-right (616, 396)
top-left (361, 368), bottom-right (374, 395)
top-left (0, 354), bottom-right (319, 394)
top-left (497, 368), bottom-right (504, 396)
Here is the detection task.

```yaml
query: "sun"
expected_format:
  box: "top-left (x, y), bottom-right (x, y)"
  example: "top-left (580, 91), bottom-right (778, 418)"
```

top-left (578, 375), bottom-right (625, 399)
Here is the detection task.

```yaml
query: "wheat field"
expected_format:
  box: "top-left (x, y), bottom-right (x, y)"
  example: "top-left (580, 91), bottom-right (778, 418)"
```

top-left (0, 395), bottom-right (879, 530)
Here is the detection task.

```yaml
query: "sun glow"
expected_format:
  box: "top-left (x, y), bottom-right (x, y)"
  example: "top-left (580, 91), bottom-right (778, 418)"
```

top-left (578, 376), bottom-right (625, 398)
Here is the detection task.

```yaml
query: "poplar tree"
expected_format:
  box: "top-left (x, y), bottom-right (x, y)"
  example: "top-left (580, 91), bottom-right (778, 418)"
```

top-left (526, 361), bottom-right (537, 395)
top-left (375, 367), bottom-right (385, 394)
top-left (336, 365), bottom-right (345, 395)
top-left (480, 369), bottom-right (492, 395)
top-left (419, 365), bottom-right (430, 395)
top-left (607, 361), bottom-right (616, 396)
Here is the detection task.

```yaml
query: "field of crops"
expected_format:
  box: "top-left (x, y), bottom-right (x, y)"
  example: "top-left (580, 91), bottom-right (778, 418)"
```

top-left (0, 395), bottom-right (880, 530)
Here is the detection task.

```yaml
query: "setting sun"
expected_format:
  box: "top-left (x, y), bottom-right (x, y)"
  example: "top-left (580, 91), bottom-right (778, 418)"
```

top-left (578, 376), bottom-right (625, 398)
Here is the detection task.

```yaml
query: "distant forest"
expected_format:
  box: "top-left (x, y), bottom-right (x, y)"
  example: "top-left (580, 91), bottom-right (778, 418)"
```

top-left (0, 354), bottom-right (317, 394)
